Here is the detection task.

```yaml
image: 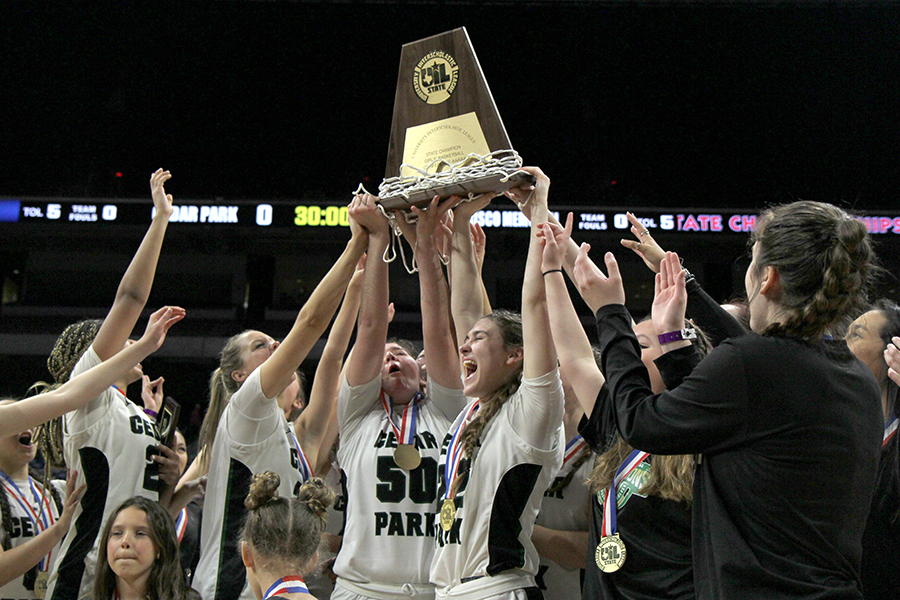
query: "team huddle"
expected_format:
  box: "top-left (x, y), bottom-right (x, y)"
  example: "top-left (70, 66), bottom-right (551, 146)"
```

top-left (1, 167), bottom-right (898, 600)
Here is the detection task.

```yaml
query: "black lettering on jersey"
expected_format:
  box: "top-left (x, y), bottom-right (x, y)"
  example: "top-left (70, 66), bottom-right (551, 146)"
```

top-left (128, 415), bottom-right (161, 439)
top-left (373, 511), bottom-right (436, 537)
top-left (544, 477), bottom-right (566, 499)
top-left (373, 431), bottom-right (399, 449)
top-left (434, 516), bottom-right (462, 546)
top-left (8, 517), bottom-right (35, 538)
top-left (487, 463), bottom-right (542, 576)
top-left (420, 431), bottom-right (438, 450)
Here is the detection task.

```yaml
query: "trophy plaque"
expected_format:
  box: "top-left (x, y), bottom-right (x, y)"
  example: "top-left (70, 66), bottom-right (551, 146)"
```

top-left (379, 27), bottom-right (534, 211)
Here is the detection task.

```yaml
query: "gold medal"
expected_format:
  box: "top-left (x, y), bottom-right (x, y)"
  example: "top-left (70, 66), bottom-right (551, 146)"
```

top-left (440, 498), bottom-right (457, 531)
top-left (34, 570), bottom-right (49, 599)
top-left (595, 533), bottom-right (627, 573)
top-left (393, 444), bottom-right (422, 470)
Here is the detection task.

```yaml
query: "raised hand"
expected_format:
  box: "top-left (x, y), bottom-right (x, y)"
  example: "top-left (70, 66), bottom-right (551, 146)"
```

top-left (504, 166), bottom-right (549, 214)
top-left (452, 193), bottom-right (492, 224)
top-left (572, 243), bottom-right (625, 312)
top-left (411, 195), bottom-right (461, 243)
top-left (141, 375), bottom-right (165, 414)
top-left (885, 337), bottom-right (900, 387)
top-left (651, 252), bottom-right (689, 339)
top-left (150, 168), bottom-right (174, 219)
top-left (56, 472), bottom-right (87, 533)
top-left (154, 443), bottom-right (182, 487)
top-left (539, 212), bottom-right (574, 273)
top-left (348, 193), bottom-right (389, 236)
top-left (140, 306), bottom-right (186, 351)
top-left (471, 222), bottom-right (487, 270)
top-left (620, 211), bottom-right (665, 273)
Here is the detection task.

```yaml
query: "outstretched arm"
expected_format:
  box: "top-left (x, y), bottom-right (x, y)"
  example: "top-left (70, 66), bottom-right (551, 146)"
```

top-left (449, 194), bottom-right (493, 347)
top-left (297, 256), bottom-right (365, 475)
top-left (519, 167), bottom-right (557, 380)
top-left (93, 169), bottom-right (174, 361)
top-left (412, 196), bottom-right (464, 391)
top-left (0, 307), bottom-right (184, 436)
top-left (344, 193), bottom-right (392, 388)
top-left (258, 206), bottom-right (368, 399)
top-left (539, 214), bottom-right (605, 415)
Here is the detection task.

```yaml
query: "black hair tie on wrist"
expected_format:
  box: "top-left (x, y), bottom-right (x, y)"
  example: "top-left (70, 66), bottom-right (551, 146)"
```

top-left (542, 269), bottom-right (564, 277)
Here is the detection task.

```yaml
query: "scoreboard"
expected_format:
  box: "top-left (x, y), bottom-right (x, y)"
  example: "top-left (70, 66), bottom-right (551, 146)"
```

top-left (3, 197), bottom-right (900, 237)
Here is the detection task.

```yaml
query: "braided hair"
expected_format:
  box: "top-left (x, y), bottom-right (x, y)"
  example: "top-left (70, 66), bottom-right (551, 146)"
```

top-left (32, 319), bottom-right (104, 470)
top-left (449, 310), bottom-right (523, 499)
top-left (750, 201), bottom-right (875, 341)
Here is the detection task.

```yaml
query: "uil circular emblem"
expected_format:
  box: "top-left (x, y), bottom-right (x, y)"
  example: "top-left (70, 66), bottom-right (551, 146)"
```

top-left (413, 50), bottom-right (459, 105)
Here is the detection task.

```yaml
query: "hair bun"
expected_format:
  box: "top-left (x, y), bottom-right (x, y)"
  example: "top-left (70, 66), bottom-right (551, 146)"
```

top-left (296, 477), bottom-right (335, 522)
top-left (245, 471), bottom-right (281, 510)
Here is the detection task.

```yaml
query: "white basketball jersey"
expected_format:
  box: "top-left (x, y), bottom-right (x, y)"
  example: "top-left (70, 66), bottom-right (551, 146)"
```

top-left (194, 368), bottom-right (308, 600)
top-left (0, 479), bottom-right (65, 600)
top-left (534, 447), bottom-right (592, 600)
top-left (333, 375), bottom-right (462, 596)
top-left (46, 347), bottom-right (161, 600)
top-left (430, 372), bottom-right (565, 598)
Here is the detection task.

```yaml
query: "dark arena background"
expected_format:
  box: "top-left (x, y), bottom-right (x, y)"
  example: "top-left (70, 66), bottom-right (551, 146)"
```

top-left (2, 0), bottom-right (899, 444)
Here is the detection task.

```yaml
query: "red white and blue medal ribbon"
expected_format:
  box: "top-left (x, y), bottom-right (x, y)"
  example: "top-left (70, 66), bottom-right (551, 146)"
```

top-left (442, 400), bottom-right (480, 502)
top-left (175, 507), bottom-right (188, 542)
top-left (0, 471), bottom-right (55, 569)
top-left (439, 400), bottom-right (480, 531)
top-left (561, 434), bottom-right (587, 475)
top-left (380, 391), bottom-right (422, 446)
top-left (287, 425), bottom-right (314, 481)
top-left (885, 416), bottom-right (899, 448)
top-left (601, 449), bottom-right (650, 537)
top-left (264, 576), bottom-right (309, 599)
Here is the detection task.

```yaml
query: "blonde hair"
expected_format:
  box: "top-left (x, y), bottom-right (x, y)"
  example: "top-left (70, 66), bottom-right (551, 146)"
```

top-left (198, 331), bottom-right (251, 469)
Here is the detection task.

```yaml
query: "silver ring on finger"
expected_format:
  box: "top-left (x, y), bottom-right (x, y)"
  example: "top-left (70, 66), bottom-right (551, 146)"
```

top-left (640, 230), bottom-right (651, 237)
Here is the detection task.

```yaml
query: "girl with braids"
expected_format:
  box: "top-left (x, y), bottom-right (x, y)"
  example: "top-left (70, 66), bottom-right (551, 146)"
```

top-left (93, 496), bottom-right (199, 600)
top-left (241, 472), bottom-right (334, 600)
top-left (331, 193), bottom-right (466, 600)
top-left (193, 207), bottom-right (367, 600)
top-left (844, 300), bottom-right (900, 600)
top-left (37, 169), bottom-right (183, 600)
top-left (0, 306), bottom-right (182, 438)
top-left (541, 214), bottom-right (715, 600)
top-left (573, 201), bottom-right (882, 600)
top-left (429, 167), bottom-right (564, 600)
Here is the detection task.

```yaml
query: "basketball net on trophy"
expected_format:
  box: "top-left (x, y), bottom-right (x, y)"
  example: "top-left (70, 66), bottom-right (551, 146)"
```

top-left (363, 27), bottom-right (534, 273)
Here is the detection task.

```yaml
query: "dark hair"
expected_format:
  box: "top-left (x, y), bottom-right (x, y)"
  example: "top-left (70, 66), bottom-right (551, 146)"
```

top-left (32, 319), bottom-right (104, 470)
top-left (873, 300), bottom-right (900, 420)
top-left (241, 472), bottom-right (334, 574)
top-left (285, 369), bottom-right (309, 423)
top-left (93, 497), bottom-right (199, 600)
top-left (750, 201), bottom-right (874, 340)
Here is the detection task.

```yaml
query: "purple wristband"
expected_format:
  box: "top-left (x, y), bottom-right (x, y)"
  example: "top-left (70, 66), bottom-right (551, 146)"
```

top-left (657, 328), bottom-right (697, 345)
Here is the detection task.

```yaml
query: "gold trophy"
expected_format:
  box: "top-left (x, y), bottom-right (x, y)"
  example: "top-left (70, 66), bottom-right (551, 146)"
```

top-left (378, 27), bottom-right (534, 211)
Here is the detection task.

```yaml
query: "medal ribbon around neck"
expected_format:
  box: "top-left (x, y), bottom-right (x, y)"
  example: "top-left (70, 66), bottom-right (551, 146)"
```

top-left (442, 400), bottom-right (481, 502)
top-left (287, 426), bottom-right (315, 481)
top-left (601, 449), bottom-right (650, 538)
top-left (885, 416), bottom-right (899, 448)
top-left (380, 391), bottom-right (422, 446)
top-left (0, 471), bottom-right (55, 569)
top-left (264, 576), bottom-right (309, 599)
top-left (562, 434), bottom-right (587, 473)
top-left (175, 507), bottom-right (188, 543)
